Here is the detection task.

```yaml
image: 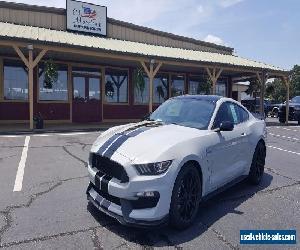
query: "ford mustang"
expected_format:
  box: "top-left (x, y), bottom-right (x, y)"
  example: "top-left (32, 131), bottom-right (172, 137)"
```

top-left (86, 95), bottom-right (267, 229)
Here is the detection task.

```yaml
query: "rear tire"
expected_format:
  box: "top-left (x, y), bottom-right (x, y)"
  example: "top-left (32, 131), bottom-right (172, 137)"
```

top-left (248, 141), bottom-right (266, 185)
top-left (169, 163), bottom-right (201, 230)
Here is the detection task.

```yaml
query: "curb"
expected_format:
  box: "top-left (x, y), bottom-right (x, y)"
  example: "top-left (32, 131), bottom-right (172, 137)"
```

top-left (0, 127), bottom-right (111, 136)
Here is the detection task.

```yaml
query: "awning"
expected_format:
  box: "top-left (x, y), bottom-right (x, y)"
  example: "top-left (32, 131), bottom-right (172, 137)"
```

top-left (0, 22), bottom-right (287, 74)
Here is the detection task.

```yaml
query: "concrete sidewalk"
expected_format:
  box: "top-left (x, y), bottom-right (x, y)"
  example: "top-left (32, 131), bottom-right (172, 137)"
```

top-left (0, 121), bottom-right (134, 135)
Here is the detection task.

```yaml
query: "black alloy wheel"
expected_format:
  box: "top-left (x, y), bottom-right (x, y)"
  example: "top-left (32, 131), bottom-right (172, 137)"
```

top-left (248, 141), bottom-right (266, 185)
top-left (170, 164), bottom-right (201, 230)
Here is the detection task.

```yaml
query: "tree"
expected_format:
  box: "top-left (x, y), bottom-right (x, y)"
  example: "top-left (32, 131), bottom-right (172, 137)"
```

top-left (245, 79), bottom-right (260, 98)
top-left (290, 65), bottom-right (300, 96)
top-left (265, 65), bottom-right (300, 102)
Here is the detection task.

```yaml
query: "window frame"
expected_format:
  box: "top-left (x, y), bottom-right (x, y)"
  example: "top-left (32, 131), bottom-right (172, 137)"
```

top-left (103, 66), bottom-right (129, 105)
top-left (212, 101), bottom-right (250, 129)
top-left (37, 62), bottom-right (69, 103)
top-left (188, 74), bottom-right (210, 95)
top-left (212, 101), bottom-right (235, 130)
top-left (170, 73), bottom-right (186, 97)
top-left (2, 58), bottom-right (29, 102)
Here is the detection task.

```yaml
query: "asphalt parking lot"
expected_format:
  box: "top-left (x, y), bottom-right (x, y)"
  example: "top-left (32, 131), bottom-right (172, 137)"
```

top-left (0, 120), bottom-right (299, 249)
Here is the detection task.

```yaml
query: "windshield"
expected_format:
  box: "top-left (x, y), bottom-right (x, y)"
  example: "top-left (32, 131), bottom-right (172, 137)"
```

top-left (149, 98), bottom-right (216, 130)
top-left (291, 96), bottom-right (300, 103)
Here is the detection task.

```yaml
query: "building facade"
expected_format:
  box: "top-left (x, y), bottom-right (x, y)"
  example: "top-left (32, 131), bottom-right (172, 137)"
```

top-left (0, 1), bottom-right (288, 128)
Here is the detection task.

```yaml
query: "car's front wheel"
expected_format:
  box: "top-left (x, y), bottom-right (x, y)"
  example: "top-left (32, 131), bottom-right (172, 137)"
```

top-left (248, 141), bottom-right (266, 185)
top-left (169, 163), bottom-right (202, 230)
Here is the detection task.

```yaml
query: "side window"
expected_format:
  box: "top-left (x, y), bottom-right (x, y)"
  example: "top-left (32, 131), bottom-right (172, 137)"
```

top-left (236, 105), bottom-right (249, 123)
top-left (213, 102), bottom-right (234, 129)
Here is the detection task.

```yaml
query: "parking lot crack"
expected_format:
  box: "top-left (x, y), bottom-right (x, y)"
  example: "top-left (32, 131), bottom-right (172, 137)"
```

top-left (0, 226), bottom-right (103, 248)
top-left (266, 167), bottom-right (298, 181)
top-left (91, 228), bottom-right (104, 250)
top-left (199, 222), bottom-right (239, 250)
top-left (0, 174), bottom-right (90, 246)
top-left (63, 146), bottom-right (88, 168)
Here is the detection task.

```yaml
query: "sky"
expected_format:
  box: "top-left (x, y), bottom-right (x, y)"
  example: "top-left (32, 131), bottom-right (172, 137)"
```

top-left (6, 0), bottom-right (300, 70)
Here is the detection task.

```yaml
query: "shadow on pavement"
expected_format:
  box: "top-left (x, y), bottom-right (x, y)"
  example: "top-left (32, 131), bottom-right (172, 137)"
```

top-left (87, 173), bottom-right (273, 247)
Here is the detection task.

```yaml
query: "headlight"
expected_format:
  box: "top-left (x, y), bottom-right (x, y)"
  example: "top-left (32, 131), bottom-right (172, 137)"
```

top-left (134, 160), bottom-right (172, 176)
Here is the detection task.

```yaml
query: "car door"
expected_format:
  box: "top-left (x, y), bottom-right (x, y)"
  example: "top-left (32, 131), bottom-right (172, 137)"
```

top-left (232, 104), bottom-right (252, 172)
top-left (206, 102), bottom-right (247, 190)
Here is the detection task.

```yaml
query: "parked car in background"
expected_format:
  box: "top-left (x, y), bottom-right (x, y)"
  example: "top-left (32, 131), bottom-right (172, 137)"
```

top-left (87, 95), bottom-right (267, 229)
top-left (241, 97), bottom-right (270, 117)
top-left (278, 96), bottom-right (300, 124)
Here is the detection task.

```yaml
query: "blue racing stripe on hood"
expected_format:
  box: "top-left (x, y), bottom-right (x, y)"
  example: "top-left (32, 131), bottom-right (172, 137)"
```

top-left (100, 122), bottom-right (163, 158)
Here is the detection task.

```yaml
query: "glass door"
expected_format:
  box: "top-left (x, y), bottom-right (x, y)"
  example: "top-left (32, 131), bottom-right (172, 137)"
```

top-left (72, 74), bottom-right (101, 123)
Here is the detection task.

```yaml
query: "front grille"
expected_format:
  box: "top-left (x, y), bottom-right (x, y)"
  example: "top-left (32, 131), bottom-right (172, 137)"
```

top-left (90, 182), bottom-right (121, 205)
top-left (91, 153), bottom-right (129, 183)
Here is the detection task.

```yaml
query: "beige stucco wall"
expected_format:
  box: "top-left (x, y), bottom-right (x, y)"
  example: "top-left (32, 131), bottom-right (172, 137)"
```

top-left (0, 4), bottom-right (232, 55)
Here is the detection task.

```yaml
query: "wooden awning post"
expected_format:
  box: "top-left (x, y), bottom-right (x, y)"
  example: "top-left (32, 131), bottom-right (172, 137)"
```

top-left (206, 67), bottom-right (223, 95)
top-left (12, 45), bottom-right (48, 129)
top-left (256, 71), bottom-right (268, 117)
top-left (282, 76), bottom-right (290, 125)
top-left (140, 60), bottom-right (162, 113)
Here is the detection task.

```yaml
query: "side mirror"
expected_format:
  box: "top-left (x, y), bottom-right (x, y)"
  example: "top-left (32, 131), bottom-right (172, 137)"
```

top-left (214, 121), bottom-right (234, 132)
top-left (220, 121), bottom-right (234, 131)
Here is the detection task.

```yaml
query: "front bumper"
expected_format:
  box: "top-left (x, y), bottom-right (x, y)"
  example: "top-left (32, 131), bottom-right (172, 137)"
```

top-left (87, 182), bottom-right (168, 227)
top-left (86, 160), bottom-right (174, 226)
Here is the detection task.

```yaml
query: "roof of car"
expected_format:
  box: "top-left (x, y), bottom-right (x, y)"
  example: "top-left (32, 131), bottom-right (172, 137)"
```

top-left (173, 95), bottom-right (222, 102)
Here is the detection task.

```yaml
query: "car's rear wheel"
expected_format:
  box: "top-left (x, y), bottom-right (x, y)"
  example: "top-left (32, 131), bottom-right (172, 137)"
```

top-left (169, 163), bottom-right (201, 230)
top-left (248, 141), bottom-right (266, 185)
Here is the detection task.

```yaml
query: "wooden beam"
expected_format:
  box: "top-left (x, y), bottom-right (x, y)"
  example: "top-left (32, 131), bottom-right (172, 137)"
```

top-left (153, 62), bottom-right (163, 77)
top-left (282, 76), bottom-right (290, 125)
top-left (256, 72), bottom-right (262, 85)
top-left (140, 61), bottom-right (151, 78)
top-left (28, 49), bottom-right (34, 130)
top-left (67, 64), bottom-right (73, 122)
top-left (0, 58), bottom-right (3, 101)
top-left (206, 67), bottom-right (213, 81)
top-left (32, 49), bottom-right (48, 68)
top-left (215, 68), bottom-right (223, 80)
top-left (149, 63), bottom-right (154, 113)
top-left (13, 45), bottom-right (29, 68)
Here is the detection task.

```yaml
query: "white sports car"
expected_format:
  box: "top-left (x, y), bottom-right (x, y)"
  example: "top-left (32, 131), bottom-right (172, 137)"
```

top-left (87, 95), bottom-right (266, 229)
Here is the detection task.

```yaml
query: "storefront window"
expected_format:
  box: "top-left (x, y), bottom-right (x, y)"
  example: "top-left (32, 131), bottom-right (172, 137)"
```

top-left (134, 71), bottom-right (149, 104)
top-left (153, 74), bottom-right (168, 104)
top-left (171, 74), bottom-right (185, 97)
top-left (105, 68), bottom-right (128, 103)
top-left (39, 64), bottom-right (68, 101)
top-left (188, 75), bottom-right (210, 95)
top-left (89, 78), bottom-right (101, 100)
top-left (216, 78), bottom-right (227, 97)
top-left (3, 60), bottom-right (28, 100)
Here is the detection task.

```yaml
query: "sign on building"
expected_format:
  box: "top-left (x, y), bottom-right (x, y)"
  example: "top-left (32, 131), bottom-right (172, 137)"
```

top-left (66, 0), bottom-right (107, 36)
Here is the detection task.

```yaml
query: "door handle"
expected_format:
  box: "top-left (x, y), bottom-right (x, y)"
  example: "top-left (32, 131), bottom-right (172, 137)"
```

top-left (241, 133), bottom-right (247, 137)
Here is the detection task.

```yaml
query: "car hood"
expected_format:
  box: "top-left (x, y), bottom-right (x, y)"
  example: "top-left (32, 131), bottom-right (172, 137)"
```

top-left (91, 121), bottom-right (210, 162)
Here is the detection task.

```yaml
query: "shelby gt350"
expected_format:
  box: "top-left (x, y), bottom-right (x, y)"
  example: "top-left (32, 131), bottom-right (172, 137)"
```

top-left (87, 95), bottom-right (266, 229)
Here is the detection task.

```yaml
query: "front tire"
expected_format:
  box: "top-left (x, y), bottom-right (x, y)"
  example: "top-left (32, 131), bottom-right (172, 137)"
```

top-left (248, 141), bottom-right (266, 185)
top-left (169, 163), bottom-right (202, 230)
